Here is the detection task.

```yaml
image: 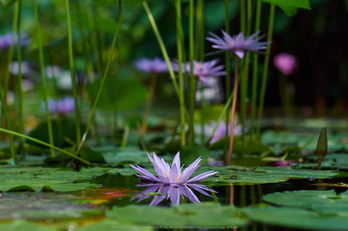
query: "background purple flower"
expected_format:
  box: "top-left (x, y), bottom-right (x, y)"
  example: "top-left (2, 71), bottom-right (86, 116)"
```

top-left (172, 59), bottom-right (225, 87)
top-left (274, 53), bottom-right (298, 75)
top-left (0, 32), bottom-right (29, 51)
top-left (134, 57), bottom-right (168, 73)
top-left (206, 30), bottom-right (270, 59)
top-left (204, 120), bottom-right (244, 144)
top-left (47, 97), bottom-right (75, 115)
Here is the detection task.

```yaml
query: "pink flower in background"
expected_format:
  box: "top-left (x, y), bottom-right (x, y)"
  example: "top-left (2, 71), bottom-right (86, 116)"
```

top-left (273, 53), bottom-right (297, 75)
top-left (47, 97), bottom-right (75, 115)
top-left (204, 120), bottom-right (245, 144)
top-left (0, 32), bottom-right (29, 50)
top-left (134, 57), bottom-right (168, 74)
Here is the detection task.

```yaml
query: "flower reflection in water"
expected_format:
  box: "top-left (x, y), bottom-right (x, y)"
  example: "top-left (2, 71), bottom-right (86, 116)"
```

top-left (131, 183), bottom-right (217, 206)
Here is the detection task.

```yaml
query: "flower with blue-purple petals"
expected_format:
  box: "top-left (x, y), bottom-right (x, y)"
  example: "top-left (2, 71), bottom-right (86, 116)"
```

top-left (130, 152), bottom-right (217, 185)
top-left (0, 32), bottom-right (29, 51)
top-left (172, 59), bottom-right (225, 87)
top-left (206, 30), bottom-right (270, 59)
top-left (204, 120), bottom-right (244, 144)
top-left (134, 57), bottom-right (168, 74)
top-left (47, 97), bottom-right (75, 115)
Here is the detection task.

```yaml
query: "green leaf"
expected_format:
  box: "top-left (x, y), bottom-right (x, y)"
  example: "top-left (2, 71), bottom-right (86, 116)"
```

top-left (80, 146), bottom-right (107, 164)
top-left (106, 203), bottom-right (248, 228)
top-left (1, 0), bottom-right (17, 10)
top-left (243, 206), bottom-right (348, 230)
top-left (78, 218), bottom-right (152, 231)
top-left (180, 144), bottom-right (210, 166)
top-left (261, 0), bottom-right (311, 17)
top-left (262, 190), bottom-right (348, 214)
top-left (0, 220), bottom-right (57, 231)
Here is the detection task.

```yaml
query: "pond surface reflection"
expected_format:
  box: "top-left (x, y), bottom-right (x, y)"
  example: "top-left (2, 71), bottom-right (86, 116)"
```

top-left (131, 183), bottom-right (217, 205)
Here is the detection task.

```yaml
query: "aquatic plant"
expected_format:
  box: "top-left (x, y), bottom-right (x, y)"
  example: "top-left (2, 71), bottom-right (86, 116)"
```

top-left (47, 97), bottom-right (75, 115)
top-left (130, 152), bottom-right (217, 185)
top-left (134, 57), bottom-right (168, 74)
top-left (204, 120), bottom-right (243, 145)
top-left (172, 59), bottom-right (225, 87)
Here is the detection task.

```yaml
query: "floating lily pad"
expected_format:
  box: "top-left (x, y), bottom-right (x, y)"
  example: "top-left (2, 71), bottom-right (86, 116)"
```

top-left (244, 206), bottom-right (348, 230)
top-left (0, 192), bottom-right (103, 221)
top-left (292, 153), bottom-right (348, 170)
top-left (78, 218), bottom-right (153, 231)
top-left (262, 190), bottom-right (348, 214)
top-left (0, 220), bottom-right (58, 231)
top-left (106, 203), bottom-right (247, 228)
top-left (0, 167), bottom-right (110, 192)
top-left (198, 166), bottom-right (347, 186)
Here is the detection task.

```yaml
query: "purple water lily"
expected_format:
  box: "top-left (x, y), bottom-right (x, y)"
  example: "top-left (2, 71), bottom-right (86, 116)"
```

top-left (172, 59), bottom-right (225, 87)
top-left (0, 32), bottom-right (29, 51)
top-left (134, 57), bottom-right (168, 74)
top-left (47, 97), bottom-right (75, 115)
top-left (206, 30), bottom-right (270, 59)
top-left (131, 183), bottom-right (217, 205)
top-left (274, 53), bottom-right (298, 76)
top-left (204, 120), bottom-right (244, 144)
top-left (130, 152), bottom-right (217, 185)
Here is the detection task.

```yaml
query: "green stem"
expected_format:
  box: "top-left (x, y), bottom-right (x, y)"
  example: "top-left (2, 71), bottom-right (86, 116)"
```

top-left (142, 2), bottom-right (180, 98)
top-left (0, 83), bottom-right (14, 159)
top-left (174, 0), bottom-right (186, 147)
top-left (240, 0), bottom-right (246, 34)
top-left (256, 4), bottom-right (275, 139)
top-left (141, 73), bottom-right (157, 137)
top-left (0, 127), bottom-right (90, 165)
top-left (17, 0), bottom-right (24, 151)
top-left (4, 4), bottom-right (19, 94)
top-left (76, 0), bottom-right (123, 155)
top-left (224, 0), bottom-right (231, 158)
top-left (65, 0), bottom-right (81, 148)
top-left (227, 56), bottom-right (239, 165)
top-left (250, 0), bottom-right (262, 139)
top-left (189, 0), bottom-right (195, 145)
top-left (120, 122), bottom-right (129, 151)
top-left (195, 0), bottom-right (204, 61)
top-left (34, 0), bottom-right (55, 157)
top-left (205, 88), bottom-right (234, 146)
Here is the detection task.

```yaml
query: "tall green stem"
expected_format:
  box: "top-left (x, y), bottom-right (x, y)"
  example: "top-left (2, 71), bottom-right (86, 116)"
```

top-left (34, 0), bottom-right (55, 157)
top-left (142, 2), bottom-right (180, 98)
top-left (0, 83), bottom-right (14, 159)
top-left (188, 0), bottom-right (195, 145)
top-left (65, 0), bottom-right (81, 147)
top-left (76, 0), bottom-right (123, 154)
top-left (224, 0), bottom-right (231, 157)
top-left (17, 0), bottom-right (24, 151)
top-left (141, 73), bottom-right (157, 137)
top-left (174, 0), bottom-right (186, 146)
top-left (240, 0), bottom-right (246, 34)
top-left (0, 127), bottom-right (90, 165)
top-left (250, 0), bottom-right (262, 139)
top-left (227, 56), bottom-right (239, 165)
top-left (195, 0), bottom-right (204, 61)
top-left (256, 4), bottom-right (275, 139)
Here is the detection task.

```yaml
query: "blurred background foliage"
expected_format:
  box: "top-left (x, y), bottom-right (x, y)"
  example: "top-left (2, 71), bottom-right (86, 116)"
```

top-left (0, 0), bottom-right (347, 114)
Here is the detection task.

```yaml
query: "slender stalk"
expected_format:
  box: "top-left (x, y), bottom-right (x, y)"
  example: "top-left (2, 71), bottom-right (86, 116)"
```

top-left (34, 0), bottom-right (54, 157)
top-left (141, 73), bottom-right (158, 137)
top-left (76, 0), bottom-right (123, 155)
top-left (65, 0), bottom-right (81, 147)
top-left (174, 0), bottom-right (186, 146)
top-left (143, 2), bottom-right (180, 98)
top-left (120, 122), bottom-right (129, 151)
top-left (195, 0), bottom-right (204, 61)
top-left (240, 0), bottom-right (246, 34)
top-left (188, 0), bottom-right (195, 145)
top-left (250, 0), bottom-right (262, 139)
top-left (17, 0), bottom-right (24, 151)
top-left (0, 83), bottom-right (14, 159)
top-left (205, 88), bottom-right (234, 146)
top-left (0, 127), bottom-right (90, 164)
top-left (224, 0), bottom-right (231, 158)
top-left (256, 4), bottom-right (275, 139)
top-left (227, 56), bottom-right (239, 165)
top-left (4, 4), bottom-right (19, 94)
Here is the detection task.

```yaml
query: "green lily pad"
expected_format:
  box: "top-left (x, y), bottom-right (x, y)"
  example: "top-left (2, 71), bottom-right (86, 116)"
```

top-left (243, 206), bottom-right (348, 230)
top-left (209, 137), bottom-right (272, 154)
top-left (0, 220), bottom-right (58, 231)
top-left (292, 153), bottom-right (348, 170)
top-left (262, 190), bottom-right (348, 214)
top-left (0, 167), bottom-right (112, 192)
top-left (106, 203), bottom-right (247, 228)
top-left (198, 166), bottom-right (347, 186)
top-left (78, 218), bottom-right (153, 231)
top-left (0, 192), bottom-right (103, 221)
